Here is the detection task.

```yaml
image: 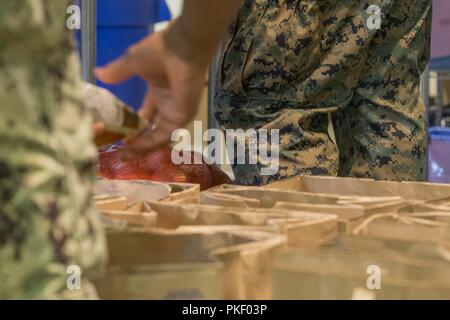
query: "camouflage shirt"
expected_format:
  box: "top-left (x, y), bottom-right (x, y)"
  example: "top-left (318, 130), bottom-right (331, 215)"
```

top-left (215, 0), bottom-right (432, 185)
top-left (0, 1), bottom-right (106, 299)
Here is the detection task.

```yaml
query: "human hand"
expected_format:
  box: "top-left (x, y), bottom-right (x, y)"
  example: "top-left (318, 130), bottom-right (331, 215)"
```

top-left (94, 29), bottom-right (209, 159)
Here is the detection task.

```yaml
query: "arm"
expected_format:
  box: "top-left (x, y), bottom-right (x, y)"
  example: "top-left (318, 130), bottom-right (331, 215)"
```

top-left (166, 0), bottom-right (242, 66)
top-left (95, 0), bottom-right (241, 159)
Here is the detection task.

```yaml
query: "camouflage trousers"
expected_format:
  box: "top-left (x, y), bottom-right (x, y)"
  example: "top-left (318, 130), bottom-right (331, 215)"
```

top-left (0, 1), bottom-right (106, 299)
top-left (215, 0), bottom-right (432, 185)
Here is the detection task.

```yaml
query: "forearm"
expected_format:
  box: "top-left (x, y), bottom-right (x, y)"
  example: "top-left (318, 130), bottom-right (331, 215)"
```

top-left (164, 0), bottom-right (242, 66)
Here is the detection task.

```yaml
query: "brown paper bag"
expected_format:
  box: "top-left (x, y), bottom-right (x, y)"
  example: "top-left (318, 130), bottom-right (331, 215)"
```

top-left (149, 202), bottom-right (269, 228)
top-left (204, 185), bottom-right (408, 212)
top-left (351, 212), bottom-right (450, 246)
top-left (267, 175), bottom-right (450, 201)
top-left (96, 228), bottom-right (285, 300)
top-left (398, 201), bottom-right (450, 224)
top-left (148, 201), bottom-right (338, 248)
top-left (161, 182), bottom-right (201, 203)
top-left (99, 202), bottom-right (157, 228)
top-left (202, 186), bottom-right (396, 233)
top-left (95, 229), bottom-right (222, 300)
top-left (328, 235), bottom-right (450, 263)
top-left (272, 202), bottom-right (364, 234)
top-left (208, 228), bottom-right (285, 300)
top-left (94, 179), bottom-right (199, 205)
top-left (94, 195), bottom-right (128, 212)
top-left (204, 187), bottom-right (343, 206)
top-left (272, 246), bottom-right (450, 299)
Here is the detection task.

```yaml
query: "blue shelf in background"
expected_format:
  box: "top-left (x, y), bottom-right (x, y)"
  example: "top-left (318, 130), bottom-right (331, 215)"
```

top-left (76, 0), bottom-right (172, 110)
top-left (97, 0), bottom-right (170, 26)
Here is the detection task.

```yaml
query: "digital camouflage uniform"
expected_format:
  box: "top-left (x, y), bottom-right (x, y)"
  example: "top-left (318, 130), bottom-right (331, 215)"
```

top-left (0, 1), bottom-right (106, 299)
top-left (215, 0), bottom-right (432, 185)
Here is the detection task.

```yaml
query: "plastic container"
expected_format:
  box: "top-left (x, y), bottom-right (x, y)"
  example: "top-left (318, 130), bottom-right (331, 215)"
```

top-left (428, 127), bottom-right (450, 183)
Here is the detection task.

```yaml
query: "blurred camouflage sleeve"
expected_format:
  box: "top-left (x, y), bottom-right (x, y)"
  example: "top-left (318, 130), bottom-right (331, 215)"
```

top-left (0, 1), bottom-right (106, 299)
top-left (337, 0), bottom-right (432, 181)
